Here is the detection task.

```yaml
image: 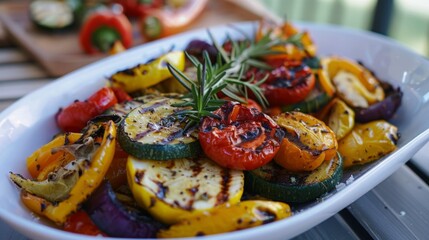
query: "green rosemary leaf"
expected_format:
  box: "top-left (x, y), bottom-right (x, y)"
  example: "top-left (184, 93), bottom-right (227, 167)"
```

top-left (167, 63), bottom-right (194, 92)
top-left (245, 59), bottom-right (272, 70)
top-left (208, 30), bottom-right (230, 62)
top-left (184, 52), bottom-right (201, 68)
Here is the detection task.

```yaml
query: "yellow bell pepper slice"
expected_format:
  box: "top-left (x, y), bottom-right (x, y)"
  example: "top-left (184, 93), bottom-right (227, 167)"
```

top-left (339, 120), bottom-right (399, 168)
top-left (320, 57), bottom-right (385, 107)
top-left (26, 133), bottom-right (82, 179)
top-left (18, 121), bottom-right (116, 224)
top-left (158, 200), bottom-right (291, 238)
top-left (110, 51), bottom-right (185, 92)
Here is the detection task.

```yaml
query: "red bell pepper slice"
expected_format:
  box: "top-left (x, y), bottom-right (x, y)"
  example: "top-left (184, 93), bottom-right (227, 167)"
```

top-left (79, 9), bottom-right (133, 54)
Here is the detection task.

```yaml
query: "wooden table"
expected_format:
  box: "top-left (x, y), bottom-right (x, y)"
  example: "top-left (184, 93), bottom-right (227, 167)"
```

top-left (1, 1), bottom-right (429, 239)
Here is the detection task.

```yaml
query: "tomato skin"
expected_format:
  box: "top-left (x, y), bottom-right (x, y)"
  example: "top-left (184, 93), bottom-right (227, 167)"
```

top-left (56, 101), bottom-right (99, 132)
top-left (248, 60), bottom-right (315, 106)
top-left (199, 102), bottom-right (284, 170)
top-left (56, 87), bottom-right (119, 132)
top-left (88, 87), bottom-right (118, 112)
top-left (111, 87), bottom-right (132, 103)
top-left (64, 210), bottom-right (106, 236)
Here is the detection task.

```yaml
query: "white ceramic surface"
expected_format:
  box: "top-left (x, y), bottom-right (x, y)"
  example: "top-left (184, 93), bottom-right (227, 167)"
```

top-left (1, 22), bottom-right (429, 240)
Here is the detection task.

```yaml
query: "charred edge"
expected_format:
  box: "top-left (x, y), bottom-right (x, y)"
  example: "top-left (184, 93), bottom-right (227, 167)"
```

top-left (155, 181), bottom-right (168, 199)
top-left (134, 170), bottom-right (145, 185)
top-left (255, 207), bottom-right (277, 224)
top-left (216, 169), bottom-right (231, 205)
top-left (283, 131), bottom-right (323, 156)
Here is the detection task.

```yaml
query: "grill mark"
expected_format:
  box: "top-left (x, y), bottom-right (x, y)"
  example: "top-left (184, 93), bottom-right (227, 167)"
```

top-left (134, 170), bottom-right (145, 185)
top-left (238, 127), bottom-right (262, 143)
top-left (160, 129), bottom-right (184, 144)
top-left (255, 207), bottom-right (277, 224)
top-left (154, 181), bottom-right (168, 199)
top-left (138, 99), bottom-right (169, 115)
top-left (216, 169), bottom-right (231, 205)
top-left (190, 162), bottom-right (203, 177)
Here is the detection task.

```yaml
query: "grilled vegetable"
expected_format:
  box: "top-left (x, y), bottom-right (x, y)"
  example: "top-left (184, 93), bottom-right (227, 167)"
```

top-left (339, 120), bottom-right (399, 168)
top-left (140, 0), bottom-right (208, 41)
top-left (56, 87), bottom-right (118, 132)
top-left (64, 210), bottom-right (106, 236)
top-left (11, 121), bottom-right (116, 224)
top-left (199, 101), bottom-right (284, 170)
top-left (273, 111), bottom-right (338, 172)
top-left (79, 8), bottom-right (133, 54)
top-left (158, 200), bottom-right (291, 238)
top-left (320, 57), bottom-right (385, 108)
top-left (118, 96), bottom-right (200, 160)
top-left (354, 83), bottom-right (402, 123)
top-left (30, 0), bottom-right (79, 31)
top-left (26, 132), bottom-right (81, 179)
top-left (85, 181), bottom-right (164, 238)
top-left (256, 20), bottom-right (317, 61)
top-left (248, 60), bottom-right (316, 106)
top-left (110, 51), bottom-right (185, 93)
top-left (318, 98), bottom-right (355, 140)
top-left (127, 156), bottom-right (244, 224)
top-left (245, 153), bottom-right (342, 203)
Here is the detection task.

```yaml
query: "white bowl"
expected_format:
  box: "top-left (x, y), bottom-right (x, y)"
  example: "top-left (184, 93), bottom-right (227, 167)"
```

top-left (1, 22), bottom-right (429, 240)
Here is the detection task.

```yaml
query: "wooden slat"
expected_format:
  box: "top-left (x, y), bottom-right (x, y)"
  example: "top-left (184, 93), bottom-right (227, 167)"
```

top-left (0, 79), bottom-right (51, 100)
top-left (0, 63), bottom-right (47, 81)
top-left (0, 48), bottom-right (29, 64)
top-left (348, 166), bottom-right (429, 239)
top-left (293, 214), bottom-right (359, 240)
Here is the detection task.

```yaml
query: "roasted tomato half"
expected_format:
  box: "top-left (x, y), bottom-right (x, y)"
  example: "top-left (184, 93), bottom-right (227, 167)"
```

top-left (199, 101), bottom-right (284, 170)
top-left (248, 60), bottom-right (316, 106)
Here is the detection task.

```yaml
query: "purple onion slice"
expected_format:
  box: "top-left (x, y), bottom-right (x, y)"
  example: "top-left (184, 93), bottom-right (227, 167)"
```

top-left (84, 181), bottom-right (164, 238)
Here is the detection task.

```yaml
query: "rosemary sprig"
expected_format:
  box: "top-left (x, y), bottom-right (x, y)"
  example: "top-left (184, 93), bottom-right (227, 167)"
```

top-left (167, 28), bottom-right (305, 128)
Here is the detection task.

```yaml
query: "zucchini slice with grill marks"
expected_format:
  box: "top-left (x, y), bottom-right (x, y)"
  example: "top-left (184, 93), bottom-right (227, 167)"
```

top-left (245, 152), bottom-right (343, 203)
top-left (127, 156), bottom-right (244, 224)
top-left (118, 96), bottom-right (200, 160)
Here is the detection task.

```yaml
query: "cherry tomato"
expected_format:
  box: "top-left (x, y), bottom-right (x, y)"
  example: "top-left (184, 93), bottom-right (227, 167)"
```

top-left (56, 87), bottom-right (118, 132)
top-left (199, 102), bottom-right (284, 170)
top-left (87, 87), bottom-right (118, 112)
top-left (111, 87), bottom-right (132, 103)
top-left (56, 101), bottom-right (99, 132)
top-left (64, 210), bottom-right (106, 236)
top-left (248, 60), bottom-right (315, 106)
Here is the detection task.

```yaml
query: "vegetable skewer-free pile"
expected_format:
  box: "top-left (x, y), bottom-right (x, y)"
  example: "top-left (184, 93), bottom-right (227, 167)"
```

top-left (10, 20), bottom-right (401, 238)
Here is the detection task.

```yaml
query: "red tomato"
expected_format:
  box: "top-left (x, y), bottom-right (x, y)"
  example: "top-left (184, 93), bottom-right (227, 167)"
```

top-left (87, 87), bottom-right (118, 112)
top-left (56, 87), bottom-right (118, 132)
top-left (199, 102), bottom-right (284, 170)
top-left (64, 210), bottom-right (106, 236)
top-left (111, 87), bottom-right (132, 103)
top-left (248, 60), bottom-right (315, 106)
top-left (56, 101), bottom-right (99, 132)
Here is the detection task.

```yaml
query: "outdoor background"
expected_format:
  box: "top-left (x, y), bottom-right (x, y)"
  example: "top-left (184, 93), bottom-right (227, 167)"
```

top-left (257, 0), bottom-right (428, 57)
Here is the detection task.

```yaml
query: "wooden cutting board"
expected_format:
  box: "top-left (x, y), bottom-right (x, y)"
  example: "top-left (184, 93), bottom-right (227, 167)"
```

top-left (0, 0), bottom-right (266, 77)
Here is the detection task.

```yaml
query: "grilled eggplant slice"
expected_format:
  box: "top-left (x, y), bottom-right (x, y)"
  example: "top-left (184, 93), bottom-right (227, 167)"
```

top-left (118, 96), bottom-right (200, 160)
top-left (127, 156), bottom-right (244, 224)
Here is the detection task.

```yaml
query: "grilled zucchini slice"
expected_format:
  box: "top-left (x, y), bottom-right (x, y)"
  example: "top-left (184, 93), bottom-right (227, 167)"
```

top-left (127, 156), bottom-right (244, 224)
top-left (245, 152), bottom-right (342, 203)
top-left (118, 96), bottom-right (200, 160)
